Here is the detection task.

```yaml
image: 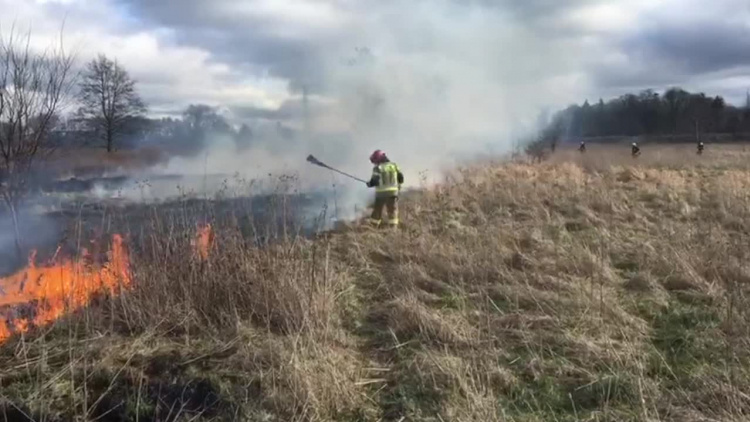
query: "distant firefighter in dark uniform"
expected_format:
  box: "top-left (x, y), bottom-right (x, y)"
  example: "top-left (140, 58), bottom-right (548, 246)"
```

top-left (697, 142), bottom-right (704, 155)
top-left (579, 141), bottom-right (586, 153)
top-left (631, 142), bottom-right (641, 157)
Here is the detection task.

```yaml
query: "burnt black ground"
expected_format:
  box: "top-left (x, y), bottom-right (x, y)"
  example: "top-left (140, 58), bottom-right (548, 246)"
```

top-left (0, 190), bottom-right (336, 278)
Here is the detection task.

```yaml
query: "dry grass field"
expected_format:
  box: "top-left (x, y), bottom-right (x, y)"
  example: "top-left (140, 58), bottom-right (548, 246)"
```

top-left (2, 143), bottom-right (750, 421)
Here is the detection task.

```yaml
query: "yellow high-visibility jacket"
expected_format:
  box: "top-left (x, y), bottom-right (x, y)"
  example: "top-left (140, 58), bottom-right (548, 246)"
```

top-left (367, 161), bottom-right (404, 197)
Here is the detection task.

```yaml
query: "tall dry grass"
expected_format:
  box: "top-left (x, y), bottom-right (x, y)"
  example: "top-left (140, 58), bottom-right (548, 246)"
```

top-left (2, 143), bottom-right (750, 421)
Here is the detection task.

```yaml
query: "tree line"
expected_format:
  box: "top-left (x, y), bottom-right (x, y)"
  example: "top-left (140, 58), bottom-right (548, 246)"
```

top-left (55, 102), bottom-right (258, 155)
top-left (542, 88), bottom-right (750, 141)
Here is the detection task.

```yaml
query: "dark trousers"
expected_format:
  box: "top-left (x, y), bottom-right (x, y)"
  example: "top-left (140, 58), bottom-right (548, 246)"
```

top-left (371, 195), bottom-right (399, 226)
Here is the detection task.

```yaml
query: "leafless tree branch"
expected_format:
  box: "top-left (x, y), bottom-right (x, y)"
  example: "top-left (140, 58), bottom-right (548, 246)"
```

top-left (0, 24), bottom-right (76, 254)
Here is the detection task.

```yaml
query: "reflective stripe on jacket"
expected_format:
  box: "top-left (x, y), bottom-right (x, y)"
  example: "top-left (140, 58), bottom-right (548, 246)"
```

top-left (372, 162), bottom-right (401, 194)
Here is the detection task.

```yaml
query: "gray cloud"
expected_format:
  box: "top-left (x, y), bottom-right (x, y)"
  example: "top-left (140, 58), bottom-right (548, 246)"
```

top-left (608, 20), bottom-right (750, 83)
top-left (12, 0), bottom-right (750, 114)
top-left (645, 23), bottom-right (750, 75)
top-left (116, 0), bottom-right (349, 93)
top-left (114, 0), bottom-right (607, 94)
top-left (591, 0), bottom-right (750, 101)
top-left (121, 0), bottom-right (748, 111)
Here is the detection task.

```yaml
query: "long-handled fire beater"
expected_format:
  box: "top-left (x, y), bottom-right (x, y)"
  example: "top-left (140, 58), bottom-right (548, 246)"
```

top-left (306, 154), bottom-right (368, 184)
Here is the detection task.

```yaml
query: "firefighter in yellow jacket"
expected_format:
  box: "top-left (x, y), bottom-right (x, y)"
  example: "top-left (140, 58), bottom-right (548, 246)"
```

top-left (367, 149), bottom-right (404, 227)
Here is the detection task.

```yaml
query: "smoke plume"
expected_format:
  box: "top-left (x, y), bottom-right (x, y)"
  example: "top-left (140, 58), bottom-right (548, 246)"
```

top-left (135, 0), bottom-right (595, 213)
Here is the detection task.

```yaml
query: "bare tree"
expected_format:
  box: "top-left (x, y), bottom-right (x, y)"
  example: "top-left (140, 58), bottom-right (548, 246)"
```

top-left (0, 27), bottom-right (76, 254)
top-left (78, 54), bottom-right (145, 152)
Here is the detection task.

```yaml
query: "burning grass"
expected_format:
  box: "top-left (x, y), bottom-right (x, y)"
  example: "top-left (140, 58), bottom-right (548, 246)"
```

top-left (0, 235), bottom-right (130, 343)
top-left (2, 143), bottom-right (750, 421)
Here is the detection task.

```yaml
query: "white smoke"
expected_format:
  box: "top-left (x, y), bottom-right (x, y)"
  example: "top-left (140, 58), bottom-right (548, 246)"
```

top-left (0, 209), bottom-right (61, 275)
top-left (138, 0), bottom-right (595, 216)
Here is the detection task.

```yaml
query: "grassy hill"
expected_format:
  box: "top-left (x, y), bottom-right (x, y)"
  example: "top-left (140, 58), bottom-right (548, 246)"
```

top-left (2, 144), bottom-right (750, 421)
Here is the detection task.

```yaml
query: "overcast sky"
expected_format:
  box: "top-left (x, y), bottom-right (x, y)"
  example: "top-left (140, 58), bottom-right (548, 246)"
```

top-left (6, 0), bottom-right (749, 112)
top-left (3, 0), bottom-right (750, 174)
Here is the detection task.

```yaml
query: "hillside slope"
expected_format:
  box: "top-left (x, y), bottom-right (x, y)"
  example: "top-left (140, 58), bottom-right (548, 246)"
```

top-left (2, 145), bottom-right (750, 421)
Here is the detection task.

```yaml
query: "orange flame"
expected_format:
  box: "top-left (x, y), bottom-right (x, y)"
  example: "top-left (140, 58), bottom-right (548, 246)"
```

top-left (0, 234), bottom-right (131, 343)
top-left (192, 224), bottom-right (213, 261)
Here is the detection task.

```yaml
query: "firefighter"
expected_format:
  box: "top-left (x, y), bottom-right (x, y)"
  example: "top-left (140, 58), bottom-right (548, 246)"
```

top-left (367, 150), bottom-right (404, 227)
top-left (631, 142), bottom-right (641, 157)
top-left (697, 142), bottom-right (705, 155)
top-left (579, 141), bottom-right (586, 153)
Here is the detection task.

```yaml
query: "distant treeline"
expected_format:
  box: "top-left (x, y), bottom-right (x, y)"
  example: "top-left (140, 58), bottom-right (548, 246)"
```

top-left (543, 88), bottom-right (750, 142)
top-left (48, 104), bottom-right (295, 155)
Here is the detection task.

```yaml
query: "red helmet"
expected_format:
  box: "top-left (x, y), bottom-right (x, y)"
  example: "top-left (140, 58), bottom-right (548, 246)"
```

top-left (370, 149), bottom-right (386, 164)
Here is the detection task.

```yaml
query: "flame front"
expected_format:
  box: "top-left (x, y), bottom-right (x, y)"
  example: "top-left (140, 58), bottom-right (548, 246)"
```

top-left (0, 235), bottom-right (131, 343)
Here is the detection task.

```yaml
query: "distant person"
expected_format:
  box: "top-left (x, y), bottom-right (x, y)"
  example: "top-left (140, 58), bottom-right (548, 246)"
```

top-left (631, 142), bottom-right (641, 157)
top-left (697, 142), bottom-right (705, 155)
top-left (579, 141), bottom-right (586, 153)
top-left (367, 150), bottom-right (404, 228)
